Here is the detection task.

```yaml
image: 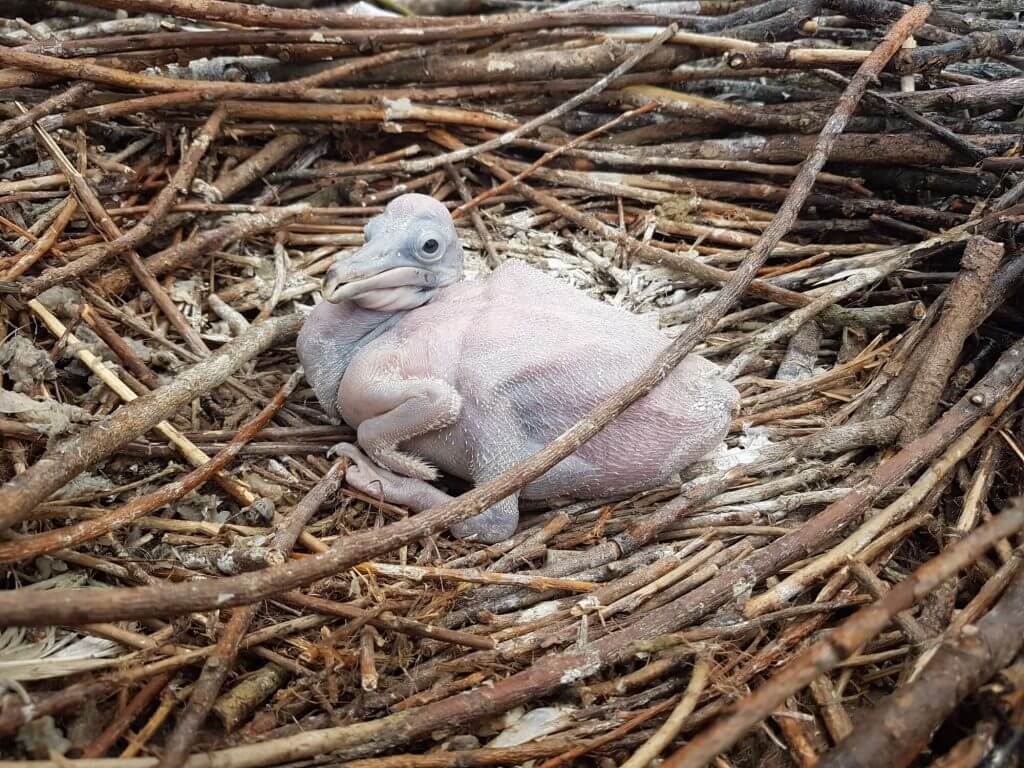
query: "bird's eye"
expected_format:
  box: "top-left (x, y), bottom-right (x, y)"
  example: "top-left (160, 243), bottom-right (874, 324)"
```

top-left (418, 235), bottom-right (443, 261)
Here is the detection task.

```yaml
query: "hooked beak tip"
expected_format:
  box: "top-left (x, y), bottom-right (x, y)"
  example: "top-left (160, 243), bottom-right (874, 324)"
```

top-left (322, 264), bottom-right (364, 303)
top-left (321, 276), bottom-right (343, 303)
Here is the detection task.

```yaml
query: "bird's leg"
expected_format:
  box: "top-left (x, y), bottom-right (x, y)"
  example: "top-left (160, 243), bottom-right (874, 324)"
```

top-left (332, 443), bottom-right (519, 544)
top-left (449, 429), bottom-right (527, 543)
top-left (449, 492), bottom-right (520, 544)
top-left (355, 376), bottom-right (462, 481)
top-left (330, 443), bottom-right (451, 511)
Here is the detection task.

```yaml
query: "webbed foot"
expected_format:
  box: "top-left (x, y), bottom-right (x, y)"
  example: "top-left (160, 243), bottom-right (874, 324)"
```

top-left (328, 443), bottom-right (521, 543)
top-left (329, 442), bottom-right (449, 511)
top-left (351, 377), bottom-right (461, 482)
top-left (361, 440), bottom-right (439, 482)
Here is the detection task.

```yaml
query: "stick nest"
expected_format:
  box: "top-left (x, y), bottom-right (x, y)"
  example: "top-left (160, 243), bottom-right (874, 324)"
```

top-left (1, 1), bottom-right (1023, 767)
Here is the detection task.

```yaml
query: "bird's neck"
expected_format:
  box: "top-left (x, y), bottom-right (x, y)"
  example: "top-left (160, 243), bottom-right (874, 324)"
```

top-left (298, 300), bottom-right (405, 420)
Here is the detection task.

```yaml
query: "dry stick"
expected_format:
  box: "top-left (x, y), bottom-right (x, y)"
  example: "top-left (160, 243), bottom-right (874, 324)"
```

top-left (79, 303), bottom-right (161, 390)
top-left (721, 269), bottom-right (897, 380)
top-left (817, 554), bottom-right (1024, 768)
top-left (0, 313), bottom-right (301, 531)
top-left (1, 195), bottom-right (77, 281)
top-left (219, 101), bottom-right (516, 131)
top-left (340, 739), bottom-right (591, 768)
top-left (899, 235), bottom-right (1005, 442)
top-left (950, 550), bottom-right (1022, 634)
top-left (23, 54), bottom-right (460, 137)
top-left (809, 677), bottom-right (853, 744)
top-left (203, 132), bottom-right (305, 203)
top-left (633, 599), bottom-right (872, 652)
top-left (892, 28), bottom-right (1024, 73)
top-left (91, 204), bottom-right (309, 298)
top-left (444, 162), bottom-right (499, 269)
top-left (951, 442), bottom-right (999, 542)
top-left (80, 672), bottom-right (173, 758)
top-left (360, 626), bottom-right (379, 691)
top-left (313, 742), bottom-right (589, 768)
top-left (775, 700), bottom-right (823, 768)
top-left (0, 44), bottom-right (437, 101)
top-left (489, 513), bottom-right (571, 573)
top-left (280, 592), bottom-right (495, 651)
top-left (362, 562), bottom-right (597, 593)
top-left (24, 298), bottom-right (256, 505)
top-left (0, 616), bottom-right (329, 737)
top-left (211, 662), bottom-right (291, 731)
top-left (847, 561), bottom-right (929, 645)
top-left (156, 454), bottom-right (343, 768)
top-left (744, 357), bottom-right (1024, 618)
top-left (23, 105), bottom-right (209, 355)
top-left (775, 320), bottom-right (822, 382)
top-left (812, 68), bottom-right (990, 162)
top-left (538, 696), bottom-right (685, 768)
top-left (620, 658), bottom-right (711, 768)
top-left (0, 0), bottom-right (899, 630)
top-left (67, 0), bottom-right (676, 32)
top-left (0, 81), bottom-right (93, 143)
top-left (452, 101), bottom-right (659, 218)
top-left (36, 92), bottom-right (209, 134)
top-left (399, 24), bottom-right (679, 176)
top-left (659, 500), bottom-right (1024, 768)
top-left (23, 106), bottom-right (227, 293)
top-left (0, 372), bottom-right (299, 565)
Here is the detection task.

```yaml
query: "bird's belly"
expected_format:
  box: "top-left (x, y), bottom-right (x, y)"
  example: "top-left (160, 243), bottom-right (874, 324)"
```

top-left (340, 285), bottom-right (735, 499)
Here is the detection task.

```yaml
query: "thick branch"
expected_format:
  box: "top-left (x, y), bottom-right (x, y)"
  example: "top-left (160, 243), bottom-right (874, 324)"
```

top-left (0, 314), bottom-right (302, 531)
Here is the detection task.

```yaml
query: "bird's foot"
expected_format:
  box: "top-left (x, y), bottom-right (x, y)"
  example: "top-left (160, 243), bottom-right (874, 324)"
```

top-left (364, 443), bottom-right (439, 482)
top-left (329, 442), bottom-right (445, 511)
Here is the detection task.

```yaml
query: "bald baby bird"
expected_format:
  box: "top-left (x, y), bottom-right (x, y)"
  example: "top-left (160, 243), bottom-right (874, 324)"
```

top-left (297, 193), bottom-right (739, 543)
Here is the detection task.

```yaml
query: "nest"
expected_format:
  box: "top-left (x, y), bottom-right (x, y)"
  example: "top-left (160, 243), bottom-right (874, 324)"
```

top-left (1, 1), bottom-right (1023, 766)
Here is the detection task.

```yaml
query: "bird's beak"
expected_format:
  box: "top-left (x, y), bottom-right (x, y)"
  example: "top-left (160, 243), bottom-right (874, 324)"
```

top-left (322, 240), bottom-right (438, 311)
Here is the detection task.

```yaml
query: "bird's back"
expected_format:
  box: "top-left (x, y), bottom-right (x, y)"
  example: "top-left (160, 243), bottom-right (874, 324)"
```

top-left (389, 260), bottom-right (672, 400)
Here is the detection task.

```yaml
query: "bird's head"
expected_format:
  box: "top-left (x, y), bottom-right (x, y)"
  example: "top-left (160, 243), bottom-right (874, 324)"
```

top-left (322, 193), bottom-right (463, 312)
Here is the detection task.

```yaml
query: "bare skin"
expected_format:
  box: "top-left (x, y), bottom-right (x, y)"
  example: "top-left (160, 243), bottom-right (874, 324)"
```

top-left (298, 194), bottom-right (739, 543)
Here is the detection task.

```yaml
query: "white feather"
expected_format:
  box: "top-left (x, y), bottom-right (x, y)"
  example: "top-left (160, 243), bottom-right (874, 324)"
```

top-left (0, 572), bottom-right (133, 689)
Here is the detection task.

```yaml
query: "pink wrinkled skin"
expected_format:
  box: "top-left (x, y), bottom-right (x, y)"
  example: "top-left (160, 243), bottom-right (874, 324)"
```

top-left (298, 194), bottom-right (739, 543)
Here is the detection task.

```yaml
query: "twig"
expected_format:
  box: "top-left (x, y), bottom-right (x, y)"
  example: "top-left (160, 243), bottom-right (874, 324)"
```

top-left (361, 562), bottom-right (598, 592)
top-left (0, 372), bottom-right (300, 564)
top-left (23, 106), bottom-right (227, 292)
top-left (620, 658), bottom-right (711, 768)
top-left (898, 236), bottom-right (1004, 442)
top-left (80, 672), bottom-right (172, 759)
top-left (537, 696), bottom-right (684, 768)
top-left (0, 313), bottom-right (302, 531)
top-left (443, 162), bottom-right (499, 269)
top-left (817, 552), bottom-right (1024, 768)
top-left (659, 498), bottom-right (1024, 768)
top-left (848, 561), bottom-right (930, 645)
top-left (1, 195), bottom-right (77, 281)
top-left (0, 83), bottom-right (93, 144)
top-left (91, 204), bottom-right (310, 298)
top-left (452, 101), bottom-right (658, 217)
top-left (281, 592), bottom-right (495, 651)
top-left (21, 102), bottom-right (210, 354)
top-left (156, 453), bottom-right (344, 767)
top-left (744, 343), bottom-right (1024, 617)
top-left (398, 25), bottom-right (680, 176)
